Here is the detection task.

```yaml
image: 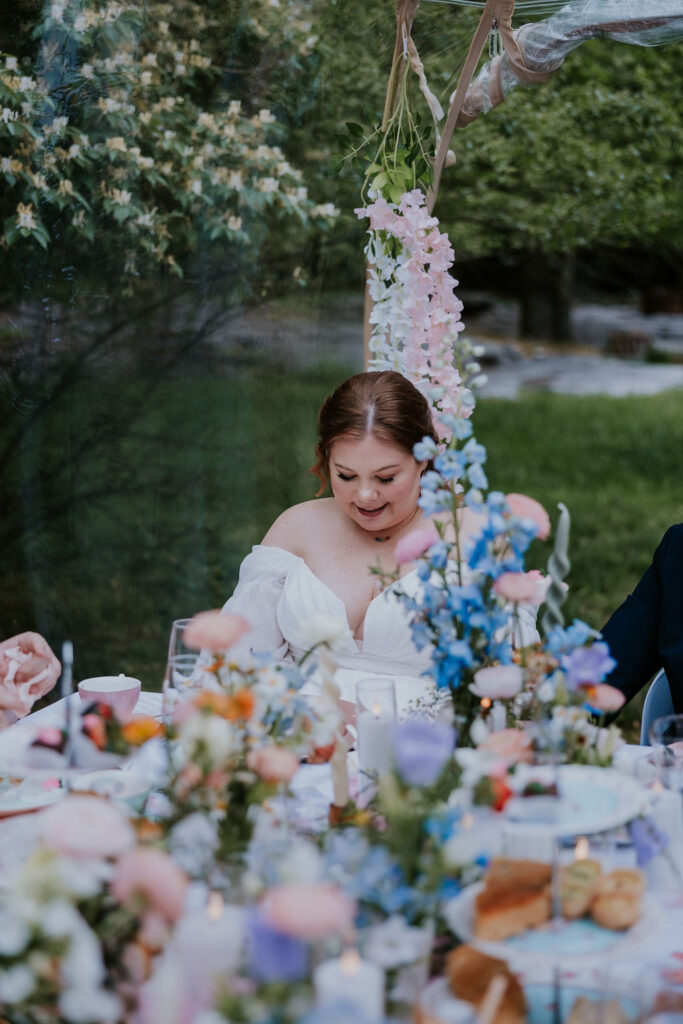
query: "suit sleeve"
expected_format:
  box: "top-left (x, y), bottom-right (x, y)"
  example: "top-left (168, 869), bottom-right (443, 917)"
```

top-left (600, 527), bottom-right (675, 705)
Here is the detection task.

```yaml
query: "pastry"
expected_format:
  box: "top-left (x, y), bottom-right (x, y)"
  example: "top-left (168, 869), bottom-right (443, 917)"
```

top-left (566, 995), bottom-right (630, 1024)
top-left (561, 860), bottom-right (602, 919)
top-left (591, 868), bottom-right (645, 931)
top-left (447, 945), bottom-right (527, 1024)
top-left (474, 858), bottom-right (552, 941)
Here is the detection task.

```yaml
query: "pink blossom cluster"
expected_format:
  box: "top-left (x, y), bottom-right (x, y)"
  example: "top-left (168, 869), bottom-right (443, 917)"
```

top-left (356, 189), bottom-right (474, 439)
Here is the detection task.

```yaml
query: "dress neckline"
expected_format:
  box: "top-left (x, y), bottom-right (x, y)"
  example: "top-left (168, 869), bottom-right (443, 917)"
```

top-left (255, 543), bottom-right (418, 644)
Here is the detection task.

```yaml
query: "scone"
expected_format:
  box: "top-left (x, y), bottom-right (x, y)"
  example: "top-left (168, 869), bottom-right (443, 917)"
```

top-left (591, 868), bottom-right (645, 930)
top-left (447, 945), bottom-right (527, 1024)
top-left (485, 858), bottom-right (553, 891)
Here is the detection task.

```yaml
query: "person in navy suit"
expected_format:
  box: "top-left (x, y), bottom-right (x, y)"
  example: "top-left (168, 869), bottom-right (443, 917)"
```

top-left (601, 524), bottom-right (683, 714)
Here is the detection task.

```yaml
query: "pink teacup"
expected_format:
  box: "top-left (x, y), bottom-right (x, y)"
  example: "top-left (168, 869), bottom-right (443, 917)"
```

top-left (78, 675), bottom-right (141, 720)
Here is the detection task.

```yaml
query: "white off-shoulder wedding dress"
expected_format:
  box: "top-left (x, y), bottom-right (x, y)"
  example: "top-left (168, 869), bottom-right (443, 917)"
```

top-left (222, 544), bottom-right (539, 716)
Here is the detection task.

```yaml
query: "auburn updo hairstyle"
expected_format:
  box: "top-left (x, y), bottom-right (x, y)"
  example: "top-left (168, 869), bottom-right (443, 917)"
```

top-left (311, 371), bottom-right (438, 495)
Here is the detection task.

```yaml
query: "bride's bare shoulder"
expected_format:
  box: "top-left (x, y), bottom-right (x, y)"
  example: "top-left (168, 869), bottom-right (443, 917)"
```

top-left (261, 498), bottom-right (336, 554)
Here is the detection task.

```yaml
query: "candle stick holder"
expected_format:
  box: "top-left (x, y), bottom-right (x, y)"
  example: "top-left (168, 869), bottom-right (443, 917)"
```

top-left (61, 641), bottom-right (75, 778)
top-left (356, 679), bottom-right (397, 777)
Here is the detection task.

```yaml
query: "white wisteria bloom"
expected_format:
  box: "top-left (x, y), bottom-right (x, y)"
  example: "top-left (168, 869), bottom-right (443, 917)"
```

top-left (51, 3), bottom-right (64, 21)
top-left (0, 964), bottom-right (35, 1003)
top-left (312, 203), bottom-right (340, 218)
top-left (227, 215), bottom-right (242, 231)
top-left (189, 179), bottom-right (202, 195)
top-left (258, 108), bottom-right (276, 124)
top-left (257, 177), bottom-right (279, 194)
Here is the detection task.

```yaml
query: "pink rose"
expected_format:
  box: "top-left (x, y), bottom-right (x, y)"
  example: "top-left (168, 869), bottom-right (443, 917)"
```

top-left (493, 572), bottom-right (545, 605)
top-left (184, 611), bottom-right (250, 652)
top-left (263, 883), bottom-right (355, 940)
top-left (479, 727), bottom-right (533, 767)
top-left (0, 632), bottom-right (61, 718)
top-left (39, 794), bottom-right (136, 859)
top-left (471, 665), bottom-right (524, 700)
top-left (582, 683), bottom-right (626, 713)
top-left (247, 745), bottom-right (300, 785)
top-left (506, 493), bottom-right (551, 540)
top-left (394, 523), bottom-right (440, 565)
top-left (112, 847), bottom-right (187, 924)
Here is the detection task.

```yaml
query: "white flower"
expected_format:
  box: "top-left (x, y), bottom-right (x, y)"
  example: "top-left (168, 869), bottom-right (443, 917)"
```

top-left (298, 613), bottom-right (347, 653)
top-left (0, 964), bottom-right (35, 1003)
top-left (1, 107), bottom-right (17, 123)
top-left (0, 910), bottom-right (30, 955)
top-left (111, 188), bottom-right (132, 206)
top-left (227, 215), bottom-right (242, 231)
top-left (51, 2), bottom-right (64, 20)
top-left (258, 108), bottom-right (276, 124)
top-left (6, 57), bottom-right (18, 71)
top-left (312, 203), bottom-right (340, 218)
top-left (228, 170), bottom-right (242, 189)
top-left (141, 70), bottom-right (153, 86)
top-left (188, 179), bottom-right (202, 195)
top-left (74, 13), bottom-right (86, 30)
top-left (180, 713), bottom-right (239, 766)
top-left (16, 203), bottom-right (36, 229)
top-left (228, 100), bottom-right (241, 116)
top-left (257, 176), bottom-right (279, 194)
top-left (170, 813), bottom-right (218, 876)
top-left (60, 918), bottom-right (105, 991)
top-left (59, 986), bottom-right (121, 1023)
top-left (364, 915), bottom-right (432, 969)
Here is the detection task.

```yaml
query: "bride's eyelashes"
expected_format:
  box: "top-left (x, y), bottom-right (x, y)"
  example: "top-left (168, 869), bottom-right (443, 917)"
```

top-left (336, 473), bottom-right (395, 484)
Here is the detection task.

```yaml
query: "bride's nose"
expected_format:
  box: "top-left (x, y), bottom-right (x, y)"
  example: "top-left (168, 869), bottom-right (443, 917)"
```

top-left (358, 481), bottom-right (378, 502)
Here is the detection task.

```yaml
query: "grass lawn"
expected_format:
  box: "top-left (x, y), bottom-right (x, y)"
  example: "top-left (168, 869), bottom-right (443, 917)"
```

top-left (3, 363), bottom-right (681, 742)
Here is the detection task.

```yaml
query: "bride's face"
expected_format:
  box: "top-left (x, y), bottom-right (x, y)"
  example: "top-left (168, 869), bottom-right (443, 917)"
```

top-left (329, 433), bottom-right (424, 534)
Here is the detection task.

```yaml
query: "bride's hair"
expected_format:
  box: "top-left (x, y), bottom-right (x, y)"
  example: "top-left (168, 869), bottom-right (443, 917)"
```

top-left (311, 370), bottom-right (438, 495)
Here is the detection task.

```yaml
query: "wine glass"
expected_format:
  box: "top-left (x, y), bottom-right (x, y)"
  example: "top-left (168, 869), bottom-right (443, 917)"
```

top-left (162, 618), bottom-right (202, 719)
top-left (650, 714), bottom-right (683, 798)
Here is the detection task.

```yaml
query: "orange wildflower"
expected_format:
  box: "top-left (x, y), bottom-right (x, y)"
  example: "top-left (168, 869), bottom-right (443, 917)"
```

top-left (121, 716), bottom-right (163, 745)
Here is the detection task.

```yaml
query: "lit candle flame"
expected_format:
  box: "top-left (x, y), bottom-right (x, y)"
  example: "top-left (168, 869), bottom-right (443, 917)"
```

top-left (372, 700), bottom-right (381, 718)
top-left (207, 891), bottom-right (224, 921)
top-left (480, 697), bottom-right (492, 710)
top-left (574, 836), bottom-right (589, 861)
top-left (340, 949), bottom-right (362, 977)
top-left (652, 779), bottom-right (664, 795)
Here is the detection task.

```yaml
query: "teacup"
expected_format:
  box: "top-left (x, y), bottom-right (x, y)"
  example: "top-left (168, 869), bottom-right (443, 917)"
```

top-left (78, 675), bottom-right (141, 720)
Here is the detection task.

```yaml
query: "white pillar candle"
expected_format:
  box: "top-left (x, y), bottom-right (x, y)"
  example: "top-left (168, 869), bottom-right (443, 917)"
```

top-left (314, 949), bottom-right (384, 1020)
top-left (358, 705), bottom-right (394, 776)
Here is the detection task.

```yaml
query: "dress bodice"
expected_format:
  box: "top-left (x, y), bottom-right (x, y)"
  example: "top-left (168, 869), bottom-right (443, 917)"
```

top-left (223, 543), bottom-right (539, 714)
top-left (222, 544), bottom-right (433, 712)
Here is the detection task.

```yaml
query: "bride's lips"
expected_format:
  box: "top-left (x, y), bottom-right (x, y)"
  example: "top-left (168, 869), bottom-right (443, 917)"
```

top-left (355, 503), bottom-right (388, 519)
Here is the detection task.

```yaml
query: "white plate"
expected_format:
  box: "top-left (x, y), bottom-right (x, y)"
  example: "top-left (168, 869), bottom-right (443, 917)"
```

top-left (71, 769), bottom-right (152, 808)
top-left (503, 765), bottom-right (650, 837)
top-left (0, 778), bottom-right (66, 818)
top-left (442, 882), bottom-right (661, 968)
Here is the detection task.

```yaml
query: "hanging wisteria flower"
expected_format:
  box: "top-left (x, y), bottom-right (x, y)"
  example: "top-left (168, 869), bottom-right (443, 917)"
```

top-left (355, 190), bottom-right (476, 439)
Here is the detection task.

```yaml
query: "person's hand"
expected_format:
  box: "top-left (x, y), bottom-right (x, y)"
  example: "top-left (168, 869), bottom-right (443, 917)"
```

top-left (0, 632), bottom-right (61, 717)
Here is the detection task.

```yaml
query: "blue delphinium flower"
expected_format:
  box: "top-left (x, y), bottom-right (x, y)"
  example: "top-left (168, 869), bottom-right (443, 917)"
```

top-left (392, 719), bottom-right (456, 786)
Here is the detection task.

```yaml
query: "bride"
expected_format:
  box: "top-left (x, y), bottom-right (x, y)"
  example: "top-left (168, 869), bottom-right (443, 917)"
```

top-left (223, 370), bottom-right (537, 717)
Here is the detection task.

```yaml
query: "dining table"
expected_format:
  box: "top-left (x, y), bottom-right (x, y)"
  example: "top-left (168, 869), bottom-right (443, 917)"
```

top-left (1, 691), bottom-right (682, 1014)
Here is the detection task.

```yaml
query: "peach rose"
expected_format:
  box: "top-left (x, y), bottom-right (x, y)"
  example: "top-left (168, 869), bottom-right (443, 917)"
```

top-left (184, 610), bottom-right (250, 652)
top-left (581, 682), bottom-right (626, 713)
top-left (394, 523), bottom-right (439, 565)
top-left (479, 727), bottom-right (533, 767)
top-left (248, 745), bottom-right (300, 785)
top-left (471, 665), bottom-right (524, 700)
top-left (39, 795), bottom-right (136, 859)
top-left (506, 493), bottom-right (551, 540)
top-left (0, 632), bottom-right (61, 718)
top-left (493, 571), bottom-right (545, 605)
top-left (112, 847), bottom-right (187, 924)
top-left (263, 883), bottom-right (355, 940)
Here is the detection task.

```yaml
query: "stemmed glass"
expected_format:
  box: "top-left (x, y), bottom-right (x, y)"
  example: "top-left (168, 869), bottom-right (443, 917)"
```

top-left (650, 714), bottom-right (683, 798)
top-left (162, 617), bottom-right (202, 720)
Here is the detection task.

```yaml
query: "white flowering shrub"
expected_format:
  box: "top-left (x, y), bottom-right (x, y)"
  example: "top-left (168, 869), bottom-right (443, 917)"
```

top-left (0, 0), bottom-right (336, 282)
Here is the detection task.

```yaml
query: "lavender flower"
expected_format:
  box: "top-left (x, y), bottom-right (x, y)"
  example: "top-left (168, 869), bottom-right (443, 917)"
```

top-left (246, 908), bottom-right (309, 983)
top-left (564, 642), bottom-right (616, 691)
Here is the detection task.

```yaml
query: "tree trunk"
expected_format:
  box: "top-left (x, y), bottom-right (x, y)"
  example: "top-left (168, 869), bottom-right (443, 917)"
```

top-left (519, 252), bottom-right (574, 342)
